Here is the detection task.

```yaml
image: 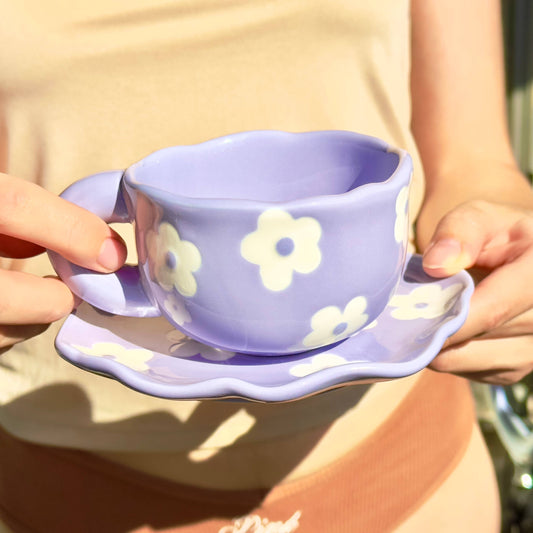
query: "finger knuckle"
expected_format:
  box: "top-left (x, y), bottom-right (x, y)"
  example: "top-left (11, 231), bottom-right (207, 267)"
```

top-left (482, 307), bottom-right (512, 333)
top-left (0, 187), bottom-right (30, 232)
top-left (62, 214), bottom-right (90, 256)
top-left (0, 298), bottom-right (13, 320)
top-left (448, 199), bottom-right (488, 223)
top-left (515, 216), bottom-right (533, 239)
top-left (441, 201), bottom-right (487, 235)
top-left (465, 199), bottom-right (490, 213)
top-left (39, 296), bottom-right (72, 323)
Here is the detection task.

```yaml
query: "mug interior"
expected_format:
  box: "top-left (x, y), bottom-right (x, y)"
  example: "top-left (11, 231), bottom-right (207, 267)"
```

top-left (128, 131), bottom-right (400, 202)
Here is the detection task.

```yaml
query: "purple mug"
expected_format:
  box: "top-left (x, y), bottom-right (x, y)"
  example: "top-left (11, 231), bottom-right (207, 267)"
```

top-left (49, 130), bottom-right (412, 355)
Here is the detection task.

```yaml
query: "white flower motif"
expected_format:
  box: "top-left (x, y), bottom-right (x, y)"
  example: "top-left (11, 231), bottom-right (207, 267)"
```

top-left (72, 342), bottom-right (154, 371)
top-left (289, 354), bottom-right (348, 377)
top-left (302, 296), bottom-right (368, 348)
top-left (240, 209), bottom-right (322, 291)
top-left (146, 222), bottom-right (201, 297)
top-left (169, 338), bottom-right (236, 362)
top-left (163, 293), bottom-right (192, 326)
top-left (394, 186), bottom-right (409, 243)
top-left (388, 283), bottom-right (463, 320)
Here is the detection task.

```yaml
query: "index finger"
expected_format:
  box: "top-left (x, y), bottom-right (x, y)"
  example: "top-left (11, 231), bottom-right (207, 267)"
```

top-left (0, 173), bottom-right (126, 272)
top-left (445, 247), bottom-right (533, 346)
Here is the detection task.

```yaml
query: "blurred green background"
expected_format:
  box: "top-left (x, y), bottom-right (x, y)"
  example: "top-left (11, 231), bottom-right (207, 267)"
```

top-left (502, 1), bottom-right (533, 180)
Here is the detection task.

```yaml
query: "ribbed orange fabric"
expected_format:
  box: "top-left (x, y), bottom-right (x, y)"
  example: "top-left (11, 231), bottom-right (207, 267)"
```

top-left (0, 370), bottom-right (474, 533)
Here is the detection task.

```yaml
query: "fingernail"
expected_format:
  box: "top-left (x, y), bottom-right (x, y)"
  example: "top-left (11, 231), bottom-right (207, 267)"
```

top-left (97, 237), bottom-right (126, 272)
top-left (423, 238), bottom-right (464, 270)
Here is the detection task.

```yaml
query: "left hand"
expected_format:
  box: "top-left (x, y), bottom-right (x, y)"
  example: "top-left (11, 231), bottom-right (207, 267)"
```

top-left (419, 198), bottom-right (533, 385)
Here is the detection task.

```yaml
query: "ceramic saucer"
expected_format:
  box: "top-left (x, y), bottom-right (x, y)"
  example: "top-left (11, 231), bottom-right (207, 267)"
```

top-left (55, 255), bottom-right (474, 402)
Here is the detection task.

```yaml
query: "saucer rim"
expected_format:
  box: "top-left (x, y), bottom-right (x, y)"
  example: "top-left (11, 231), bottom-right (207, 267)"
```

top-left (55, 254), bottom-right (474, 403)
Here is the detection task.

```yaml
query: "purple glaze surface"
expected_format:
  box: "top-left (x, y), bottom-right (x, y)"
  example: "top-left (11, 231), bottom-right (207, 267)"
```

top-left (49, 130), bottom-right (413, 355)
top-left (54, 255), bottom-right (474, 403)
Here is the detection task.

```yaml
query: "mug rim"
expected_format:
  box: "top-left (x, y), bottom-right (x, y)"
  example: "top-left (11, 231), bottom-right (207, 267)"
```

top-left (123, 129), bottom-right (411, 212)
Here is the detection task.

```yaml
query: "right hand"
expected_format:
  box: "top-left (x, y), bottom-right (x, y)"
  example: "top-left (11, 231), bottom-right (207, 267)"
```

top-left (0, 173), bottom-right (127, 349)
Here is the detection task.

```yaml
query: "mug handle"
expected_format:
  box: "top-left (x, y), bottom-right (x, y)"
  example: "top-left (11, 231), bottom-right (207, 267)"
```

top-left (47, 170), bottom-right (160, 317)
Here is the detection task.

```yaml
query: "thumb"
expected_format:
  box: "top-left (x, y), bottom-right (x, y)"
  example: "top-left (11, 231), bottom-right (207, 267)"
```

top-left (421, 203), bottom-right (488, 277)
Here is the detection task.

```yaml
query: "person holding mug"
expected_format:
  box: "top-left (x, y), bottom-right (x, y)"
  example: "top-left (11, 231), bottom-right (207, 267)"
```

top-left (0, 0), bottom-right (531, 531)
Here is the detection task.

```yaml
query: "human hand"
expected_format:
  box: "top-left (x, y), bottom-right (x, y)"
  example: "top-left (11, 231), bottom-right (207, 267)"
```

top-left (0, 173), bottom-right (126, 349)
top-left (420, 199), bottom-right (533, 385)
